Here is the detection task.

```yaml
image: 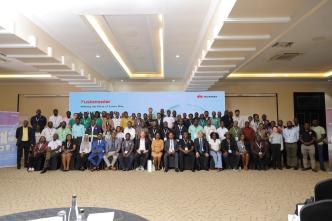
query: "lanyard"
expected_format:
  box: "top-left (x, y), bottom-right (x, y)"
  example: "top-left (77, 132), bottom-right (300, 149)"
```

top-left (256, 142), bottom-right (262, 150)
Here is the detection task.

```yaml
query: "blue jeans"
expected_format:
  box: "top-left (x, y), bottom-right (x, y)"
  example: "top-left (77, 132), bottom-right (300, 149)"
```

top-left (316, 144), bottom-right (325, 169)
top-left (210, 151), bottom-right (222, 169)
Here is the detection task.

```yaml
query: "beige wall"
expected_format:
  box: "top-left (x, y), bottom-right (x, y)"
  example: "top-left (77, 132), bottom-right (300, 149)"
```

top-left (211, 81), bottom-right (332, 122)
top-left (0, 81), bottom-right (331, 123)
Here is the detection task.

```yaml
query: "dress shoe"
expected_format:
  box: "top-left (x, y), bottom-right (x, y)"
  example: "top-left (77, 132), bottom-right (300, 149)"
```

top-left (312, 169), bottom-right (318, 172)
top-left (40, 168), bottom-right (47, 174)
top-left (175, 169), bottom-right (179, 172)
top-left (164, 168), bottom-right (168, 172)
top-left (286, 166), bottom-right (291, 169)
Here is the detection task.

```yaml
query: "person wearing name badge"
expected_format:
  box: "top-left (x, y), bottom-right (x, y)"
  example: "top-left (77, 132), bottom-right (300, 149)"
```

top-left (161, 121), bottom-right (170, 141)
top-left (237, 134), bottom-right (250, 170)
top-left (221, 132), bottom-right (240, 170)
top-left (79, 134), bottom-right (91, 171)
top-left (148, 121), bottom-right (160, 141)
top-left (81, 112), bottom-right (91, 129)
top-left (49, 109), bottom-right (62, 129)
top-left (86, 119), bottom-right (102, 143)
top-left (102, 113), bottom-right (114, 133)
top-left (194, 131), bottom-right (210, 171)
top-left (123, 121), bottom-right (136, 141)
top-left (16, 120), bottom-right (35, 170)
top-left (178, 131), bottom-right (195, 172)
top-left (163, 110), bottom-right (175, 129)
top-left (251, 135), bottom-right (268, 170)
top-left (40, 133), bottom-right (62, 174)
top-left (41, 121), bottom-right (56, 142)
top-left (300, 123), bottom-right (317, 172)
top-left (188, 119), bottom-right (204, 141)
top-left (119, 133), bottom-right (135, 171)
top-left (29, 136), bottom-right (48, 172)
top-left (115, 126), bottom-right (125, 140)
top-left (103, 130), bottom-right (121, 170)
top-left (229, 121), bottom-right (242, 142)
top-left (112, 112), bottom-right (121, 129)
top-left (174, 118), bottom-right (188, 140)
top-left (56, 121), bottom-right (71, 142)
top-left (217, 121), bottom-right (228, 142)
top-left (209, 132), bottom-right (223, 171)
top-left (134, 131), bottom-right (151, 171)
top-left (61, 134), bottom-right (76, 171)
top-left (163, 131), bottom-right (179, 172)
top-left (151, 132), bottom-right (164, 170)
top-left (88, 133), bottom-right (106, 171)
top-left (311, 119), bottom-right (327, 171)
top-left (204, 119), bottom-right (216, 142)
top-left (31, 109), bottom-right (47, 131)
top-left (269, 126), bottom-right (283, 170)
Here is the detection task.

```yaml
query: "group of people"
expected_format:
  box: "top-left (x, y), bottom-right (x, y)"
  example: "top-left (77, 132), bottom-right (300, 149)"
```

top-left (15, 107), bottom-right (328, 174)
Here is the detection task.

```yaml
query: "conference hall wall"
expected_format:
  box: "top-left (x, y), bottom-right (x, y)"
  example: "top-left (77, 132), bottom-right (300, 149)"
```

top-left (0, 81), bottom-right (331, 124)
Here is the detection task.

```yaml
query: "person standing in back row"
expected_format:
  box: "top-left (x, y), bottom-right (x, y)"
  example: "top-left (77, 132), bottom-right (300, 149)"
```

top-left (311, 119), bottom-right (326, 171)
top-left (300, 123), bottom-right (317, 172)
top-left (283, 121), bottom-right (299, 170)
top-left (16, 120), bottom-right (35, 169)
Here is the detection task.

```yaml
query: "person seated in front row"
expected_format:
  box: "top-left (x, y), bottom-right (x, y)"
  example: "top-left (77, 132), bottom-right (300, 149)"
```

top-left (151, 132), bottom-right (164, 170)
top-left (178, 131), bottom-right (195, 172)
top-left (163, 131), bottom-right (179, 172)
top-left (251, 135), bottom-right (267, 170)
top-left (119, 133), bottom-right (135, 171)
top-left (28, 136), bottom-right (48, 172)
top-left (61, 134), bottom-right (76, 171)
top-left (221, 132), bottom-right (240, 170)
top-left (103, 130), bottom-right (121, 170)
top-left (134, 131), bottom-right (151, 171)
top-left (88, 133), bottom-right (106, 171)
top-left (41, 133), bottom-right (62, 174)
top-left (79, 134), bottom-right (91, 171)
top-left (194, 131), bottom-right (209, 171)
top-left (237, 134), bottom-right (250, 170)
top-left (209, 132), bottom-right (223, 171)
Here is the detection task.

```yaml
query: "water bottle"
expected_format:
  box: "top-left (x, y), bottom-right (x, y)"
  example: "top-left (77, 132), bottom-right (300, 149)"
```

top-left (68, 194), bottom-right (79, 221)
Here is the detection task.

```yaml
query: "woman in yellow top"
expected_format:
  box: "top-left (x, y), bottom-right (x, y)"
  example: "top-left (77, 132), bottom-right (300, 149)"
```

top-left (151, 132), bottom-right (164, 170)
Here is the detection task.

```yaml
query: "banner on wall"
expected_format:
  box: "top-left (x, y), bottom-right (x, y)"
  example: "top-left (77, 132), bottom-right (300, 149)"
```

top-left (326, 109), bottom-right (332, 173)
top-left (69, 92), bottom-right (225, 115)
top-left (0, 111), bottom-right (19, 168)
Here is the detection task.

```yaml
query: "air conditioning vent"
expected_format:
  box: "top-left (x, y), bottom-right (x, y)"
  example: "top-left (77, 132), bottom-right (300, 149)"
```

top-left (272, 42), bottom-right (294, 48)
top-left (270, 53), bottom-right (302, 61)
top-left (0, 51), bottom-right (8, 63)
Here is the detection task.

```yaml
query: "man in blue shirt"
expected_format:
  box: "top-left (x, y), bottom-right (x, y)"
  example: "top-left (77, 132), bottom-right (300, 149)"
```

top-left (88, 133), bottom-right (106, 171)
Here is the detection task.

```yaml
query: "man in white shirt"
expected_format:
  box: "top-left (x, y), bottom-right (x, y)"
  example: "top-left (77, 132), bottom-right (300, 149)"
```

top-left (233, 109), bottom-right (245, 128)
top-left (163, 110), bottom-right (175, 129)
top-left (134, 131), bottom-right (151, 171)
top-left (40, 133), bottom-right (62, 174)
top-left (283, 121), bottom-right (299, 169)
top-left (123, 121), bottom-right (136, 140)
top-left (112, 112), bottom-right (121, 129)
top-left (49, 109), bottom-right (62, 129)
top-left (217, 121), bottom-right (228, 141)
top-left (41, 122), bottom-right (56, 142)
top-left (203, 119), bottom-right (216, 142)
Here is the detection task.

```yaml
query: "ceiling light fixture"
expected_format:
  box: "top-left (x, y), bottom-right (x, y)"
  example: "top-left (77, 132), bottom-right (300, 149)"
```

top-left (95, 54), bottom-right (100, 58)
top-left (228, 72), bottom-right (331, 78)
top-left (0, 74), bottom-right (52, 78)
top-left (172, 79), bottom-right (175, 82)
top-left (175, 54), bottom-right (180, 58)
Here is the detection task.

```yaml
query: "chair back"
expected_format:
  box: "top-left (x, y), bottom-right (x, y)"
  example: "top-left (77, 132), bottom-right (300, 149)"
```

top-left (314, 178), bottom-right (332, 201)
top-left (300, 199), bottom-right (332, 221)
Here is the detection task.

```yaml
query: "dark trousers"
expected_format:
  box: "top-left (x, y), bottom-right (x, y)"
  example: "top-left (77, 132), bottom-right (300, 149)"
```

top-left (282, 143), bottom-right (287, 167)
top-left (224, 154), bottom-right (240, 169)
top-left (135, 152), bottom-right (149, 168)
top-left (195, 153), bottom-right (209, 170)
top-left (164, 152), bottom-right (179, 169)
top-left (73, 137), bottom-right (82, 169)
top-left (254, 155), bottom-right (266, 170)
top-left (297, 141), bottom-right (303, 168)
top-left (270, 144), bottom-right (282, 169)
top-left (119, 154), bottom-right (134, 170)
top-left (179, 151), bottom-right (195, 171)
top-left (79, 153), bottom-right (89, 169)
top-left (17, 141), bottom-right (30, 168)
top-left (33, 153), bottom-right (45, 171)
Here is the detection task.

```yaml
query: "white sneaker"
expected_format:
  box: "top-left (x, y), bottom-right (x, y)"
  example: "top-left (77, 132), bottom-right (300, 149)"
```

top-left (135, 167), bottom-right (140, 171)
top-left (31, 168), bottom-right (35, 172)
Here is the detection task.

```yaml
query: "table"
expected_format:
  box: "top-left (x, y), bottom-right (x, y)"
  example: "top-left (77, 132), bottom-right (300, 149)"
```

top-left (0, 207), bottom-right (148, 221)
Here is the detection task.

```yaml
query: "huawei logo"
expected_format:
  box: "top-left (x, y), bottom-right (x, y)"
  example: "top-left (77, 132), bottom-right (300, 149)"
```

top-left (197, 95), bottom-right (204, 99)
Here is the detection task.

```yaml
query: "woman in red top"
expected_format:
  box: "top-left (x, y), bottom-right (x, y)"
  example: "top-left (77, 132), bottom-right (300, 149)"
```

top-left (28, 136), bottom-right (48, 172)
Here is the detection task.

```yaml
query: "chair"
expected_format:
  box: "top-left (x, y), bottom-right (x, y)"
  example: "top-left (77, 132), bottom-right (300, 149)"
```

top-left (314, 178), bottom-right (332, 201)
top-left (300, 199), bottom-right (332, 221)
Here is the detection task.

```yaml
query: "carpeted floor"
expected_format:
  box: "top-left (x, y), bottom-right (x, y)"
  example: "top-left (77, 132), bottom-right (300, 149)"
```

top-left (0, 168), bottom-right (330, 221)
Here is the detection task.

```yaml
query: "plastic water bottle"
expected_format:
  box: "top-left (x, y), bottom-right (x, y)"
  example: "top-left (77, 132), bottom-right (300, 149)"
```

top-left (68, 194), bottom-right (79, 221)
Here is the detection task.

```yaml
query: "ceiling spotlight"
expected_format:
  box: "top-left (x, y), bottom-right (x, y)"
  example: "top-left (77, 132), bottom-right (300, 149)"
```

top-left (175, 54), bottom-right (180, 58)
top-left (96, 54), bottom-right (100, 58)
top-left (172, 79), bottom-right (176, 82)
top-left (120, 79), bottom-right (124, 82)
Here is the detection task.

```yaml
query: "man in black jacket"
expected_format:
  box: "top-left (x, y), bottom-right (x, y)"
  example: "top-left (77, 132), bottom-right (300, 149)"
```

top-left (30, 109), bottom-right (47, 131)
top-left (194, 131), bottom-right (209, 171)
top-left (16, 120), bottom-right (35, 169)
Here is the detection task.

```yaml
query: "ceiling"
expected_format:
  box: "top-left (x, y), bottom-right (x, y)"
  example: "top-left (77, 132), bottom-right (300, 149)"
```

top-left (0, 0), bottom-right (331, 91)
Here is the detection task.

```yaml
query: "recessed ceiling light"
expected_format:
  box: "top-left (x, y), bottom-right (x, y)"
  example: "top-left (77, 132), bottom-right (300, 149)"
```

top-left (96, 54), bottom-right (100, 58)
top-left (175, 54), bottom-right (180, 58)
top-left (172, 79), bottom-right (175, 82)
top-left (120, 79), bottom-right (124, 82)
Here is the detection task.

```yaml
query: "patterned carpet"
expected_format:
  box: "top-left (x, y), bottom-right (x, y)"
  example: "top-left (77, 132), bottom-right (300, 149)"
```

top-left (0, 168), bottom-right (330, 221)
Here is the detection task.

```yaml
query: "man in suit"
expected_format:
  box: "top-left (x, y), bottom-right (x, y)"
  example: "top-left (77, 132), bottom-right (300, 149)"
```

top-left (134, 131), bottom-right (151, 170)
top-left (88, 133), bottom-right (106, 171)
top-left (174, 118), bottom-right (188, 140)
top-left (86, 119), bottom-right (102, 143)
top-left (194, 131), bottom-right (209, 171)
top-left (16, 120), bottom-right (35, 169)
top-left (178, 131), bottom-right (195, 172)
top-left (164, 131), bottom-right (179, 172)
top-left (119, 133), bottom-right (135, 171)
top-left (222, 132), bottom-right (240, 170)
top-left (30, 109), bottom-right (47, 131)
top-left (156, 113), bottom-right (164, 129)
top-left (148, 121), bottom-right (160, 140)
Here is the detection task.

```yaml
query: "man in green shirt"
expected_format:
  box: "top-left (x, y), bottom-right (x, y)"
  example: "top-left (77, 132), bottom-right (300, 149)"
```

top-left (311, 119), bottom-right (326, 171)
top-left (229, 121), bottom-right (242, 141)
top-left (188, 119), bottom-right (204, 141)
top-left (210, 111), bottom-right (220, 129)
top-left (81, 112), bottom-right (91, 129)
top-left (56, 121), bottom-right (71, 142)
